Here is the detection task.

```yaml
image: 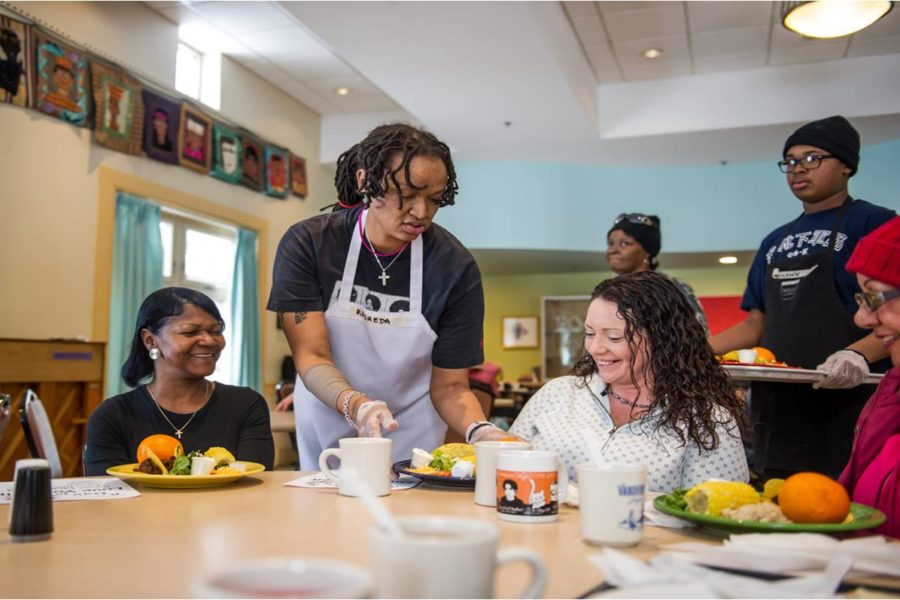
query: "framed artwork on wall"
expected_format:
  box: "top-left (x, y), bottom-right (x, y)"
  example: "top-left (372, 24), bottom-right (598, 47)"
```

top-left (1, 15), bottom-right (34, 107)
top-left (290, 154), bottom-right (308, 198)
top-left (211, 122), bottom-right (242, 184)
top-left (240, 131), bottom-right (264, 191)
top-left (177, 103), bottom-right (212, 173)
top-left (502, 316), bottom-right (539, 350)
top-left (92, 62), bottom-right (144, 155)
top-left (34, 33), bottom-right (91, 126)
top-left (264, 145), bottom-right (290, 198)
top-left (142, 89), bottom-right (180, 164)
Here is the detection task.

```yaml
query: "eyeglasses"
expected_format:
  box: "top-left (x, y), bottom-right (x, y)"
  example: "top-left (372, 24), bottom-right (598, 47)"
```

top-left (777, 154), bottom-right (836, 173)
top-left (614, 213), bottom-right (658, 229)
top-left (854, 289), bottom-right (900, 312)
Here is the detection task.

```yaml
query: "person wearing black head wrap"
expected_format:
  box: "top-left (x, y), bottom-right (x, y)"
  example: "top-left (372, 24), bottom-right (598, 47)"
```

top-left (605, 213), bottom-right (708, 334)
top-left (711, 115), bottom-right (896, 480)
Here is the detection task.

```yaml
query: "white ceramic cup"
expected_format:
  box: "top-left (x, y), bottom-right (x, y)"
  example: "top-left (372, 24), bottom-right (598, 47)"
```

top-left (368, 515), bottom-right (546, 599)
top-left (193, 557), bottom-right (370, 598)
top-left (474, 440), bottom-right (532, 506)
top-left (495, 450), bottom-right (569, 523)
top-left (576, 462), bottom-right (647, 547)
top-left (318, 437), bottom-right (391, 497)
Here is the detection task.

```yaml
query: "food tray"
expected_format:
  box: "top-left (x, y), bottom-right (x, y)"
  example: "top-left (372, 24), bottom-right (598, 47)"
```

top-left (392, 460), bottom-right (475, 489)
top-left (723, 364), bottom-right (884, 385)
top-left (653, 494), bottom-right (886, 536)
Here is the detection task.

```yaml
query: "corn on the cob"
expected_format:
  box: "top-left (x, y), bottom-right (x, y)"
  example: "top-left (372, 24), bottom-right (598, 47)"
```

top-left (684, 481), bottom-right (762, 516)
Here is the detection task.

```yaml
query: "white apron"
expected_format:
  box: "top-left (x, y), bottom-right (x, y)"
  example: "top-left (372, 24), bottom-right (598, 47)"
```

top-left (294, 209), bottom-right (445, 468)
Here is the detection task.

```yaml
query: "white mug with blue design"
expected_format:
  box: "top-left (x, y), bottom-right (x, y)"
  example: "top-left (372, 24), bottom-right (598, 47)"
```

top-left (576, 463), bottom-right (647, 546)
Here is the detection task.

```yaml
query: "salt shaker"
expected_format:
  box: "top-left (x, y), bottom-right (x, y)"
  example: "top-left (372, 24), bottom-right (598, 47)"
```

top-left (9, 458), bottom-right (53, 542)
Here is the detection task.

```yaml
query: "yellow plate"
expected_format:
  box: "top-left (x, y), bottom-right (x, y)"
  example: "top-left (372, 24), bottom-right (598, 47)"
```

top-left (106, 462), bottom-right (265, 488)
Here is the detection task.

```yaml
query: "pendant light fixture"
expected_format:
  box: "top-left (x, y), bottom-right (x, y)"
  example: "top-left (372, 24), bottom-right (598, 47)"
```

top-left (782, 1), bottom-right (893, 39)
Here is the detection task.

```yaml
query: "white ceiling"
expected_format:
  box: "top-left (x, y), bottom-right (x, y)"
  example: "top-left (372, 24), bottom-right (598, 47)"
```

top-left (141, 1), bottom-right (900, 273)
top-left (144, 1), bottom-right (900, 167)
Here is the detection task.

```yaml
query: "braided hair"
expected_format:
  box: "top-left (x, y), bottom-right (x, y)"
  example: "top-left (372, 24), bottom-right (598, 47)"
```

top-left (572, 271), bottom-right (747, 451)
top-left (330, 123), bottom-right (458, 211)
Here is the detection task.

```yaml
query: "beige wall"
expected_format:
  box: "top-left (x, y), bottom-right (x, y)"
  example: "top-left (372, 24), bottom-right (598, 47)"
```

top-left (482, 266), bottom-right (749, 381)
top-left (0, 2), bottom-right (332, 400)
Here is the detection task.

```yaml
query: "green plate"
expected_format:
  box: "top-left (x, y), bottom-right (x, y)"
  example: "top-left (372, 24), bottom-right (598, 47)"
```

top-left (653, 494), bottom-right (885, 536)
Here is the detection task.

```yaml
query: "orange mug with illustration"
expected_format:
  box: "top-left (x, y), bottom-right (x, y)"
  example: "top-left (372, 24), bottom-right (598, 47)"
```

top-left (495, 450), bottom-right (568, 523)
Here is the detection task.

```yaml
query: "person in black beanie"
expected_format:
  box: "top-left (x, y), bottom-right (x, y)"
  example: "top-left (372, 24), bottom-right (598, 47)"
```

top-left (606, 213), bottom-right (709, 334)
top-left (711, 115), bottom-right (896, 479)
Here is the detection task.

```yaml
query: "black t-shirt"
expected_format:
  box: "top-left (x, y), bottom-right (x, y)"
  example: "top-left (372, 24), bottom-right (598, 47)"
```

top-left (267, 206), bottom-right (485, 370)
top-left (83, 383), bottom-right (275, 475)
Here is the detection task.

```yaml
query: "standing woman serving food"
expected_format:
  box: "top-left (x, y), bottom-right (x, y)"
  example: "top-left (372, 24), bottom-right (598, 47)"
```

top-left (267, 123), bottom-right (508, 467)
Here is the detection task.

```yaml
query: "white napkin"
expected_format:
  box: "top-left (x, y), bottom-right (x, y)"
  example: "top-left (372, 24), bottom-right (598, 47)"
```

top-left (285, 472), bottom-right (421, 490)
top-left (587, 547), bottom-right (852, 598)
top-left (726, 534), bottom-right (900, 577)
top-left (660, 533), bottom-right (900, 580)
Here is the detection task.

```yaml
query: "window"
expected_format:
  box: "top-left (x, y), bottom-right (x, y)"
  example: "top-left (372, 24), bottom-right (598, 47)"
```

top-left (160, 208), bottom-right (237, 382)
top-left (175, 42), bottom-right (221, 110)
top-left (175, 42), bottom-right (201, 100)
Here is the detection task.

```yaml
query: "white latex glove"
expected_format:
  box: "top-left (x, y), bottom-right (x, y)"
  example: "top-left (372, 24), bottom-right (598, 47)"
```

top-left (469, 424), bottom-right (521, 444)
top-left (355, 400), bottom-right (399, 437)
top-left (813, 349), bottom-right (869, 389)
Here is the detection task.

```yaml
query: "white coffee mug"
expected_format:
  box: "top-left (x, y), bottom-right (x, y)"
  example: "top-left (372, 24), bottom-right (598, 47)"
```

top-left (576, 462), bottom-right (647, 547)
top-left (318, 437), bottom-right (391, 497)
top-left (193, 557), bottom-right (370, 598)
top-left (368, 516), bottom-right (546, 599)
top-left (474, 440), bottom-right (531, 506)
top-left (495, 450), bottom-right (569, 523)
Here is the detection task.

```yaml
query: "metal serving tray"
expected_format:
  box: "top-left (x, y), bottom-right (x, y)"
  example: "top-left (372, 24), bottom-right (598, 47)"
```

top-left (723, 364), bottom-right (884, 385)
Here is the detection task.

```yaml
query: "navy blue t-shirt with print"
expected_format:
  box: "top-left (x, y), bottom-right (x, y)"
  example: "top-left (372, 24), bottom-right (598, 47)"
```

top-left (742, 199), bottom-right (895, 316)
top-left (267, 206), bottom-right (485, 370)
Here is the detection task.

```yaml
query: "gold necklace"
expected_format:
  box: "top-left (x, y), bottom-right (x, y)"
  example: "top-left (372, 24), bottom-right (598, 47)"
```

top-left (147, 380), bottom-right (210, 439)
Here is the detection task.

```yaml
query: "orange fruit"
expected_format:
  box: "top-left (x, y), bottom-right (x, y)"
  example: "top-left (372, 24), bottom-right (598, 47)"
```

top-left (778, 472), bottom-right (850, 524)
top-left (136, 434), bottom-right (183, 463)
top-left (752, 347), bottom-right (777, 363)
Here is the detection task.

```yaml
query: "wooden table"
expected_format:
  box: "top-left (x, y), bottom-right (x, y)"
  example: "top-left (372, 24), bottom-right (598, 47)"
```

top-left (0, 471), bottom-right (895, 598)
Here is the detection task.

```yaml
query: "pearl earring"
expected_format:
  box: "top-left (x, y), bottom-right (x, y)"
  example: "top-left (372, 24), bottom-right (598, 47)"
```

top-left (149, 348), bottom-right (161, 360)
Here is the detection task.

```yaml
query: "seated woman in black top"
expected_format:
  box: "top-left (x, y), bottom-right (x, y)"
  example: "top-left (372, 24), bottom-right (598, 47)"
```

top-left (84, 287), bottom-right (274, 475)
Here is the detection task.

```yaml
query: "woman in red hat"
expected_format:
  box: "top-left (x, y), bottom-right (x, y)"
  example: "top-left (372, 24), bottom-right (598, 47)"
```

top-left (840, 216), bottom-right (900, 537)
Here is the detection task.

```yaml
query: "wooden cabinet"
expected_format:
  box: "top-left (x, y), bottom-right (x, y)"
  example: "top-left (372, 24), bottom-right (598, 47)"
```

top-left (0, 339), bottom-right (104, 480)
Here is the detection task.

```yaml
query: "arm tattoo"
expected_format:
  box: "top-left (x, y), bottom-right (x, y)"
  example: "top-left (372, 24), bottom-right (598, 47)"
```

top-left (293, 312), bottom-right (309, 325)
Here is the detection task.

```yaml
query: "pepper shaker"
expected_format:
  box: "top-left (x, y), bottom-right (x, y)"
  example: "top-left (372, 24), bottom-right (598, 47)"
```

top-left (9, 458), bottom-right (53, 542)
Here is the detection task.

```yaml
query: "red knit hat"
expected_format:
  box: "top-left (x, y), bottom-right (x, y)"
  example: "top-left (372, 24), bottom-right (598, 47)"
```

top-left (846, 216), bottom-right (900, 288)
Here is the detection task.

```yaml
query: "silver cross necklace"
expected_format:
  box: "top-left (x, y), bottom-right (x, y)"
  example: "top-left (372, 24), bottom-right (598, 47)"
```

top-left (363, 228), bottom-right (407, 286)
top-left (147, 380), bottom-right (211, 439)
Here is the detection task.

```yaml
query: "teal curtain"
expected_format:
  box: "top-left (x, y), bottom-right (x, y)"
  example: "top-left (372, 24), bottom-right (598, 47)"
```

top-left (230, 228), bottom-right (261, 391)
top-left (106, 192), bottom-right (163, 398)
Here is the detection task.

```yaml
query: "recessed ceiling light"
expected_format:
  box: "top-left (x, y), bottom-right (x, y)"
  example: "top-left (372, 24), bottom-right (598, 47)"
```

top-left (642, 48), bottom-right (663, 59)
top-left (334, 86), bottom-right (352, 96)
top-left (719, 256), bottom-right (738, 265)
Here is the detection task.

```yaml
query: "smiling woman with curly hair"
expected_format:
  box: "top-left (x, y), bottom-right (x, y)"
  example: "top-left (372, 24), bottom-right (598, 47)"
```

top-left (509, 271), bottom-right (749, 491)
